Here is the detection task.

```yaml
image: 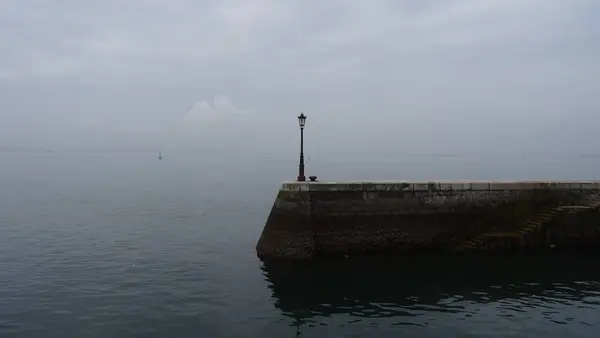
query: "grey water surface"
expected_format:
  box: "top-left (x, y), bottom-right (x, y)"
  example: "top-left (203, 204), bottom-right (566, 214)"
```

top-left (1, 151), bottom-right (599, 337)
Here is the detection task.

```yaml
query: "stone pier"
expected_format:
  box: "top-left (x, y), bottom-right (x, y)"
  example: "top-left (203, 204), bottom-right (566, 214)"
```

top-left (256, 181), bottom-right (600, 259)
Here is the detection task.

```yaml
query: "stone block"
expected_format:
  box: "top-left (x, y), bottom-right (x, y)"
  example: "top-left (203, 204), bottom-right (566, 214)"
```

top-left (363, 183), bottom-right (387, 191)
top-left (307, 183), bottom-right (322, 191)
top-left (515, 182), bottom-right (537, 190)
top-left (451, 182), bottom-right (469, 191)
top-left (490, 182), bottom-right (526, 190)
top-left (489, 182), bottom-right (506, 190)
top-left (554, 182), bottom-right (571, 189)
top-left (333, 183), bottom-right (358, 191)
top-left (412, 183), bottom-right (429, 191)
top-left (459, 182), bottom-right (473, 191)
top-left (569, 183), bottom-right (582, 190)
top-left (299, 183), bottom-right (310, 192)
top-left (308, 183), bottom-right (339, 192)
top-left (281, 183), bottom-right (300, 192)
top-left (470, 182), bottom-right (490, 191)
top-left (390, 182), bottom-right (411, 191)
top-left (439, 182), bottom-right (454, 191)
top-left (581, 182), bottom-right (596, 190)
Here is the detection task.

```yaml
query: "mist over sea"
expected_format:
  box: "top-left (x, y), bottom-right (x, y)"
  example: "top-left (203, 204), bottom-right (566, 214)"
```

top-left (1, 150), bottom-right (599, 337)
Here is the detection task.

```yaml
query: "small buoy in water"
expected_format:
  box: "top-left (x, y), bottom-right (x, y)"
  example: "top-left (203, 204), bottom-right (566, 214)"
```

top-left (550, 244), bottom-right (556, 249)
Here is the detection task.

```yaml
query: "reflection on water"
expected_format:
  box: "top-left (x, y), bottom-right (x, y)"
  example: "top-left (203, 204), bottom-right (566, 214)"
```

top-left (261, 253), bottom-right (600, 334)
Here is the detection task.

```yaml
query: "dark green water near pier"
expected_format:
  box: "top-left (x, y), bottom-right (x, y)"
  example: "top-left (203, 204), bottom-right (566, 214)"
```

top-left (1, 151), bottom-right (599, 337)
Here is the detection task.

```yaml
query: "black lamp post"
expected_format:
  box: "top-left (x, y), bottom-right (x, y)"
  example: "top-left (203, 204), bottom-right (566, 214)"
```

top-left (297, 113), bottom-right (307, 182)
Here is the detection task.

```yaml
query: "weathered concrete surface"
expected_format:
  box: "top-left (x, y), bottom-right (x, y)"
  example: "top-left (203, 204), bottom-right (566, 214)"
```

top-left (255, 181), bottom-right (600, 259)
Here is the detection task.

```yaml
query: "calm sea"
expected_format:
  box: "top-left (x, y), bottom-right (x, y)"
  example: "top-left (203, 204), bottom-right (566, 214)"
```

top-left (1, 151), bottom-right (599, 337)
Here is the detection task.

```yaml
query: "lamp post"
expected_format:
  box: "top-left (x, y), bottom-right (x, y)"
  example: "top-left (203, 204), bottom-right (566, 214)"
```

top-left (297, 113), bottom-right (307, 182)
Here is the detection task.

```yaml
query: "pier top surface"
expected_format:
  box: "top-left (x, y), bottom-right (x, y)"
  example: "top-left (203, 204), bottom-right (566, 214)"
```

top-left (280, 180), bottom-right (600, 192)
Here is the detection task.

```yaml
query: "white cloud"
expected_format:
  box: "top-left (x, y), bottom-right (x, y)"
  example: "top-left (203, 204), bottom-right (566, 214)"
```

top-left (183, 95), bottom-right (248, 125)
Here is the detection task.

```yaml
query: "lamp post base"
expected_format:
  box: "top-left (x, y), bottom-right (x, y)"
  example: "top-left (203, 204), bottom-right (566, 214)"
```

top-left (297, 176), bottom-right (306, 182)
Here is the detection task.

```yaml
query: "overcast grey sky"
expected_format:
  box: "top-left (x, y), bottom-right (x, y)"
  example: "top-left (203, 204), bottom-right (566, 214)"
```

top-left (1, 0), bottom-right (599, 155)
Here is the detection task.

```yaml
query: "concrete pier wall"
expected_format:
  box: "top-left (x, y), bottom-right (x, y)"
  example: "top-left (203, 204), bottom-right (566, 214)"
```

top-left (256, 181), bottom-right (600, 259)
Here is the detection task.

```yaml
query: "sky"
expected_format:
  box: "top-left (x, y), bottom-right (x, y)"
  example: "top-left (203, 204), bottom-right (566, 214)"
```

top-left (1, 0), bottom-right (599, 156)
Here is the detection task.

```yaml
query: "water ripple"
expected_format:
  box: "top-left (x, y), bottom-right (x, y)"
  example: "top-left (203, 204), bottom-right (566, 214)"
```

top-left (2, 153), bottom-right (600, 337)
